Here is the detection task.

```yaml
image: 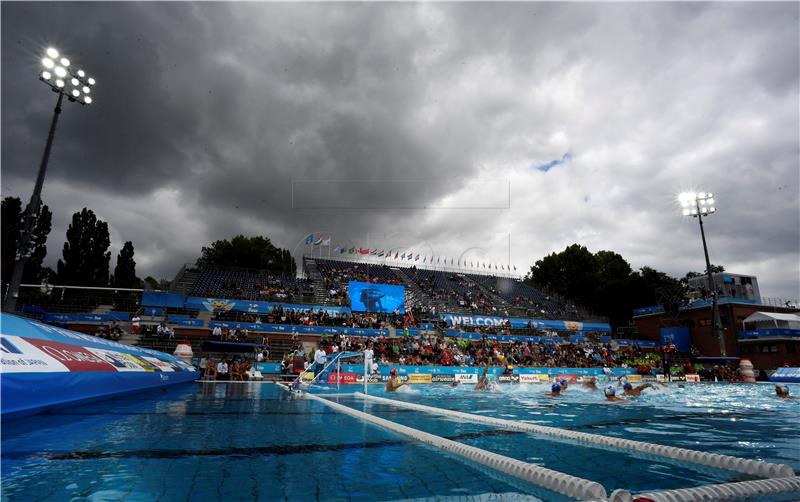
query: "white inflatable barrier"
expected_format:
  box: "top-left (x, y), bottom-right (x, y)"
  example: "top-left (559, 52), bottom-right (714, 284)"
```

top-left (304, 393), bottom-right (607, 501)
top-left (356, 393), bottom-right (794, 479)
top-left (628, 475), bottom-right (800, 501)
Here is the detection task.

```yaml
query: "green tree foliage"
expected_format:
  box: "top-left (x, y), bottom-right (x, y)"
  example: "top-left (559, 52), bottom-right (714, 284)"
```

top-left (526, 244), bottom-right (683, 327)
top-left (197, 235), bottom-right (295, 274)
top-left (111, 241), bottom-right (142, 288)
top-left (56, 208), bottom-right (111, 287)
top-left (1, 196), bottom-right (53, 286)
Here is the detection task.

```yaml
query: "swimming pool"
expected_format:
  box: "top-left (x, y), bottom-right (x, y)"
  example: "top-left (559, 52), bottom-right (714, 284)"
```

top-left (2, 382), bottom-right (798, 501)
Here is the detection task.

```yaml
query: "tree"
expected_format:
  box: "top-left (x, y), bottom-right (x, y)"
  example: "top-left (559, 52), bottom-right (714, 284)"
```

top-left (111, 241), bottom-right (142, 288)
top-left (1, 196), bottom-right (53, 287)
top-left (197, 235), bottom-right (296, 274)
top-left (56, 208), bottom-right (111, 287)
top-left (525, 244), bottom-right (682, 328)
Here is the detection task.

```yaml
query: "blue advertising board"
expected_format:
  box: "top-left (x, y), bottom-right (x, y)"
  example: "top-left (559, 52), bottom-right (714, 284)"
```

top-left (660, 327), bottom-right (691, 352)
top-left (1, 314), bottom-right (199, 420)
top-left (184, 296), bottom-right (350, 316)
top-left (348, 281), bottom-right (405, 314)
top-left (439, 313), bottom-right (611, 332)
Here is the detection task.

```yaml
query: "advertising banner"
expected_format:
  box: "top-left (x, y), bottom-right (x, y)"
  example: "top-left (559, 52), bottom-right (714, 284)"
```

top-left (184, 296), bottom-right (350, 316)
top-left (407, 374), bottom-right (432, 384)
top-left (0, 335), bottom-right (69, 373)
top-left (455, 374), bottom-right (478, 384)
top-left (431, 374), bottom-right (455, 383)
top-left (439, 313), bottom-right (611, 332)
top-left (498, 374), bottom-right (520, 383)
top-left (685, 374), bottom-right (700, 383)
top-left (327, 372), bottom-right (358, 384)
top-left (519, 374), bottom-right (539, 384)
top-left (626, 374), bottom-right (642, 383)
top-left (348, 281), bottom-right (405, 314)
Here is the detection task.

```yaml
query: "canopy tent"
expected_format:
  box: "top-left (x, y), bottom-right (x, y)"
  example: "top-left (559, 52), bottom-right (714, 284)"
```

top-left (741, 312), bottom-right (800, 330)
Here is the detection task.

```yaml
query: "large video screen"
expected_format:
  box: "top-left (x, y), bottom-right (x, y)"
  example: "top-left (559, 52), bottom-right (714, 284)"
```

top-left (348, 281), bottom-right (405, 314)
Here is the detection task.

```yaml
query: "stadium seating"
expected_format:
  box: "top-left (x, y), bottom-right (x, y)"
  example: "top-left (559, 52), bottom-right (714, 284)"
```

top-left (188, 268), bottom-right (314, 302)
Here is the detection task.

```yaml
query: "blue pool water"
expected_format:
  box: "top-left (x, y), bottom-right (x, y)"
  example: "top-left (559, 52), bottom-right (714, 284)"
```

top-left (2, 381), bottom-right (798, 501)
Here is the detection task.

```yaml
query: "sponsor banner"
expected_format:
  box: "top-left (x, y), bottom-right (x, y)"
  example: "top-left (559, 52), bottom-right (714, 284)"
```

top-left (0, 335), bottom-right (69, 373)
top-left (87, 348), bottom-right (146, 372)
top-left (300, 371), bottom-right (315, 382)
top-left (24, 338), bottom-right (117, 372)
top-left (327, 372), bottom-right (358, 384)
top-left (431, 374), bottom-right (456, 383)
top-left (142, 356), bottom-right (175, 372)
top-left (498, 374), bottom-right (520, 383)
top-left (185, 296), bottom-right (350, 316)
top-left (439, 314), bottom-right (611, 333)
top-left (627, 374), bottom-right (642, 383)
top-left (208, 321), bottom-right (388, 338)
top-left (641, 375), bottom-right (657, 383)
top-left (455, 374), bottom-right (478, 384)
top-left (519, 374), bottom-right (539, 384)
top-left (771, 367), bottom-right (800, 383)
top-left (408, 374), bottom-right (432, 384)
top-left (122, 353), bottom-right (159, 372)
top-left (656, 374), bottom-right (667, 383)
top-left (685, 374), bottom-right (700, 383)
top-left (556, 374), bottom-right (578, 383)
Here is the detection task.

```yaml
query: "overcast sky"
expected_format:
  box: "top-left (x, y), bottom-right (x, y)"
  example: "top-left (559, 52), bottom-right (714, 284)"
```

top-left (2, 2), bottom-right (798, 300)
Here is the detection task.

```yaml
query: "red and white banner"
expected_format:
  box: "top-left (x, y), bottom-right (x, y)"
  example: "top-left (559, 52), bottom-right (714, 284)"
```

top-left (0, 335), bottom-right (69, 373)
top-left (24, 338), bottom-right (117, 372)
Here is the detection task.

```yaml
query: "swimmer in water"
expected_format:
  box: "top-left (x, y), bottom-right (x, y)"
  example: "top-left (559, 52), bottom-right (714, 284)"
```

top-left (559, 378), bottom-right (569, 391)
top-left (604, 385), bottom-right (625, 402)
top-left (545, 382), bottom-right (562, 397)
top-left (622, 382), bottom-right (653, 396)
top-left (582, 376), bottom-right (598, 390)
top-left (775, 384), bottom-right (795, 399)
top-left (475, 361), bottom-right (491, 391)
top-left (386, 368), bottom-right (406, 392)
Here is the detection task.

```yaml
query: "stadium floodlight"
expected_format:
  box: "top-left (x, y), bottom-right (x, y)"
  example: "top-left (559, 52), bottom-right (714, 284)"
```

top-left (678, 190), bottom-right (726, 356)
top-left (3, 46), bottom-right (96, 312)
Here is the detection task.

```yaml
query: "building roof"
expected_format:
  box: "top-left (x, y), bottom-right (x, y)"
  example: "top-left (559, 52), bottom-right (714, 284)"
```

top-left (743, 312), bottom-right (800, 324)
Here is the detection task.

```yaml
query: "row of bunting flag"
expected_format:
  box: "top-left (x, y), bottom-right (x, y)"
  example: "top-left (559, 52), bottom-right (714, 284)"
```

top-left (303, 234), bottom-right (517, 271)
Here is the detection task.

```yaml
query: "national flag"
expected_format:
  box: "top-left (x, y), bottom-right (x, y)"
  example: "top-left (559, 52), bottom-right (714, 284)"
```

top-left (321, 237), bottom-right (331, 246)
top-left (423, 256), bottom-right (427, 263)
top-left (415, 254), bottom-right (420, 261)
top-left (437, 257), bottom-right (440, 263)
top-left (470, 261), bottom-right (473, 267)
top-left (394, 252), bottom-right (399, 259)
top-left (378, 251), bottom-right (385, 257)
top-left (401, 253), bottom-right (405, 259)
top-left (513, 265), bottom-right (517, 271)
top-left (304, 233), bottom-right (314, 245)
top-left (451, 258), bottom-right (454, 265)
top-left (457, 259), bottom-right (460, 266)
top-left (313, 237), bottom-right (323, 245)
top-left (501, 264), bottom-right (505, 270)
top-left (339, 247), bottom-right (346, 254)
top-left (359, 248), bottom-right (369, 254)
top-left (407, 254), bottom-right (413, 260)
top-left (483, 262), bottom-right (486, 268)
top-left (349, 247), bottom-right (355, 254)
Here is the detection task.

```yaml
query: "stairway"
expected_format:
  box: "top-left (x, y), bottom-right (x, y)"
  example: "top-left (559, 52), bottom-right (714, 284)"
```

top-left (304, 259), bottom-right (329, 304)
top-left (171, 269), bottom-right (200, 295)
top-left (462, 275), bottom-right (513, 314)
top-left (391, 268), bottom-right (438, 312)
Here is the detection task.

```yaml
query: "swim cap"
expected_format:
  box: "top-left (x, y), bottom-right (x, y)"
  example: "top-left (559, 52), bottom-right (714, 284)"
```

top-left (778, 384), bottom-right (789, 394)
top-left (605, 385), bottom-right (616, 396)
top-left (623, 382), bottom-right (633, 391)
top-left (390, 368), bottom-right (397, 376)
top-left (560, 379), bottom-right (567, 386)
top-left (551, 383), bottom-right (561, 393)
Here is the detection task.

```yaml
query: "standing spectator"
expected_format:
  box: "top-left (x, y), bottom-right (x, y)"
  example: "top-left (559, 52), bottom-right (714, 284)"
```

top-left (216, 359), bottom-right (229, 380)
top-left (212, 325), bottom-right (222, 340)
top-left (131, 315), bottom-right (141, 335)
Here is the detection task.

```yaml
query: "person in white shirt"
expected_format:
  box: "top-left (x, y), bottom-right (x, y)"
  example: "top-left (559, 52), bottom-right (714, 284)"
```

top-left (212, 325), bottom-right (222, 339)
top-left (364, 343), bottom-right (374, 375)
top-left (216, 360), bottom-right (229, 380)
top-left (313, 346), bottom-right (327, 375)
top-left (131, 315), bottom-right (141, 335)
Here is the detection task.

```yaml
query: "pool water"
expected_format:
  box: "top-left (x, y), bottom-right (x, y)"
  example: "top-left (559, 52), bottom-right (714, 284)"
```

top-left (2, 382), bottom-right (798, 501)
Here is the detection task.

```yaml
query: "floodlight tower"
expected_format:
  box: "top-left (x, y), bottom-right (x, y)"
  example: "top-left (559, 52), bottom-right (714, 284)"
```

top-left (3, 47), bottom-right (95, 312)
top-left (678, 191), bottom-right (726, 356)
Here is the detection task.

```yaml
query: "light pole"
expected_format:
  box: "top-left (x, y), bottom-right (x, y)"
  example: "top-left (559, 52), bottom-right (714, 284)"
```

top-left (679, 191), bottom-right (726, 356)
top-left (3, 47), bottom-right (95, 312)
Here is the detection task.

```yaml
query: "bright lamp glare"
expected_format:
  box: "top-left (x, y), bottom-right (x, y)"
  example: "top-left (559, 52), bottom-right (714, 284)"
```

top-left (71, 78), bottom-right (79, 86)
top-left (60, 58), bottom-right (70, 67)
top-left (42, 58), bottom-right (54, 69)
top-left (71, 89), bottom-right (80, 97)
top-left (691, 209), bottom-right (698, 215)
top-left (77, 70), bottom-right (85, 77)
top-left (84, 96), bottom-right (92, 104)
top-left (82, 86), bottom-right (90, 94)
top-left (54, 66), bottom-right (67, 78)
top-left (699, 199), bottom-right (706, 205)
top-left (87, 77), bottom-right (95, 85)
top-left (708, 198), bottom-right (715, 205)
top-left (41, 71), bottom-right (52, 80)
top-left (682, 209), bottom-right (691, 216)
top-left (709, 207), bottom-right (715, 212)
top-left (55, 79), bottom-right (65, 88)
top-left (697, 192), bottom-right (706, 199)
top-left (46, 47), bottom-right (59, 59)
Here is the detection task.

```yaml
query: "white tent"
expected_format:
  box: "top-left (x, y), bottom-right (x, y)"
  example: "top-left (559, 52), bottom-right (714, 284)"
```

top-left (741, 312), bottom-right (800, 330)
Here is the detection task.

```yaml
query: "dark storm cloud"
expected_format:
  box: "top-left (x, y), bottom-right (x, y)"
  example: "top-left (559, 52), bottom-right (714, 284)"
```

top-left (2, 2), bottom-right (798, 299)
